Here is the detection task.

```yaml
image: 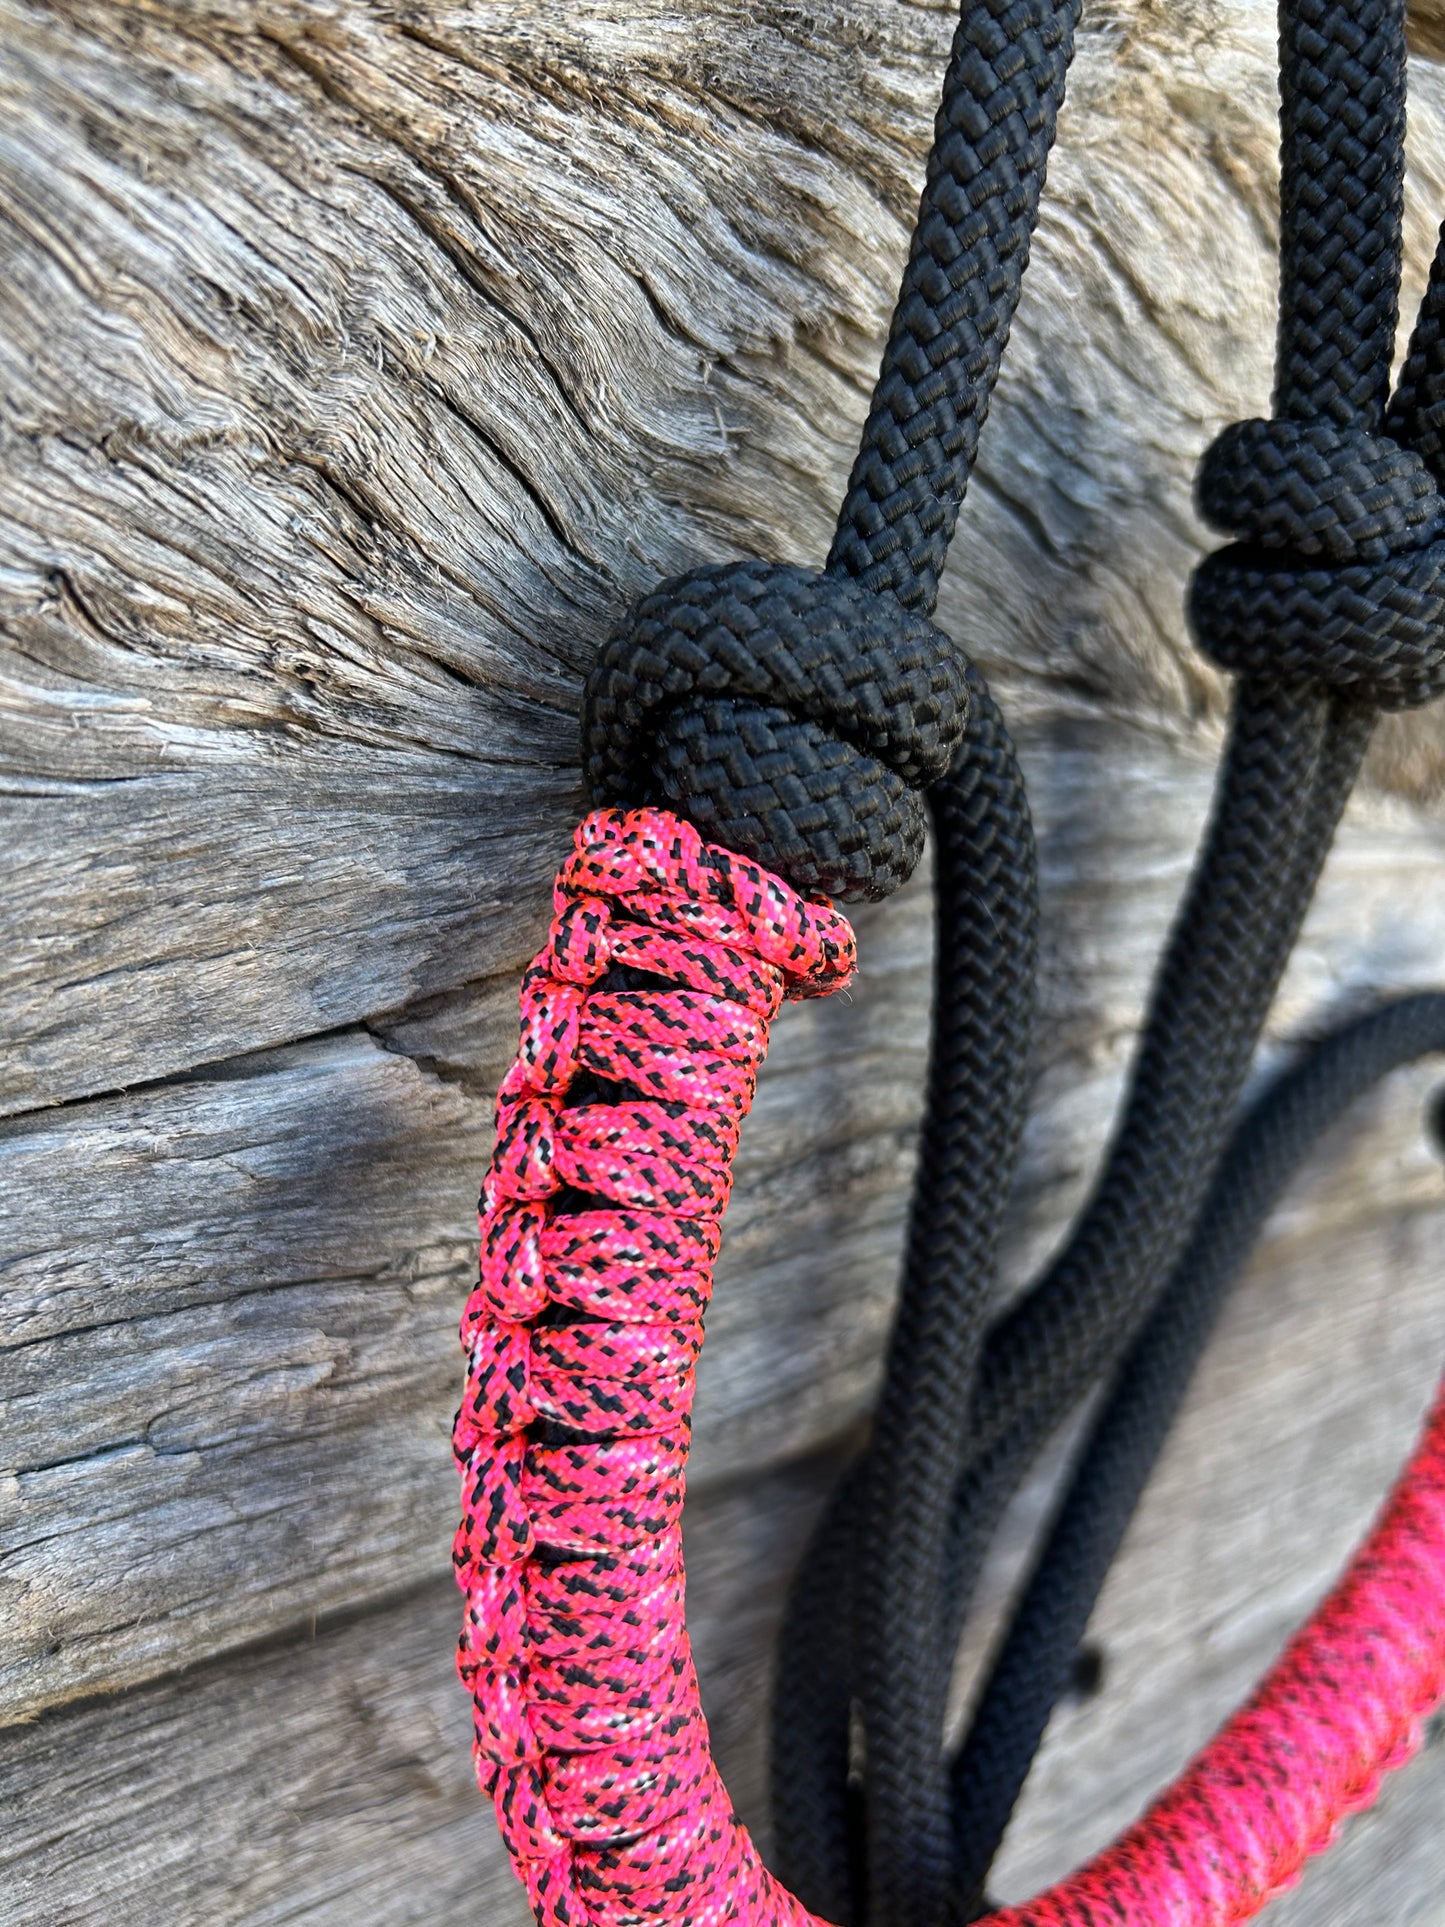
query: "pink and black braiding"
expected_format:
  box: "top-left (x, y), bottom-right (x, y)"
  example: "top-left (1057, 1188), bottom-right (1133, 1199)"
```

top-left (457, 814), bottom-right (1445, 1927)
top-left (451, 0), bottom-right (1445, 1921)
top-left (453, 808), bottom-right (854, 1926)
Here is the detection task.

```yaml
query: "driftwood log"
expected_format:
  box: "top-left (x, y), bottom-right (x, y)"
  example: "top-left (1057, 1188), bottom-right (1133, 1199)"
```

top-left (3, 2), bottom-right (1445, 1920)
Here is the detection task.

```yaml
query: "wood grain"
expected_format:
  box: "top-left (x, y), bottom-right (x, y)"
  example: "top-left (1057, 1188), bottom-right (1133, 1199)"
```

top-left (8, 714), bottom-right (1444, 1725)
top-left (3, 1133), bottom-right (1442, 1925)
top-left (3, 0), bottom-right (1445, 1917)
top-left (984, 1187), bottom-right (1445, 1916)
top-left (0, 1462), bottom-right (839, 1927)
top-left (6, 0), bottom-right (1445, 1111)
top-left (0, 887), bottom-right (925, 1721)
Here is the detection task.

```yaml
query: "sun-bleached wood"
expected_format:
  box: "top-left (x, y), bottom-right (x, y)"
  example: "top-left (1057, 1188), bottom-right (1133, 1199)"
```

top-left (3, 0), bottom-right (1445, 1919)
top-left (0, 1469), bottom-right (839, 1927)
top-left (3, 1151), bottom-right (1443, 1925)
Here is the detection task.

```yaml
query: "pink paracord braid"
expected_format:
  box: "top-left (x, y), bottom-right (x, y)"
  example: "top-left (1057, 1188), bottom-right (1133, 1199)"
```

top-left (455, 805), bottom-right (1445, 1927)
top-left (453, 806), bottom-right (854, 1927)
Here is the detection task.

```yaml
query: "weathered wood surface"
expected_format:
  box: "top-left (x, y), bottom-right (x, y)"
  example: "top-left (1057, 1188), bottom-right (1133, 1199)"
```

top-left (4, 1165), bottom-right (1443, 1925)
top-left (3, 0), bottom-right (1445, 1919)
top-left (7, 719), bottom-right (1445, 1725)
top-left (0, 1467), bottom-right (837, 1927)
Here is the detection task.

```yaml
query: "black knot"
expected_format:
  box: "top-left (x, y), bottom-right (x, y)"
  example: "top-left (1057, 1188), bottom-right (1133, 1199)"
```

top-left (1187, 417), bottom-right (1445, 710)
top-left (580, 559), bottom-right (968, 900)
top-left (1197, 419), bottom-right (1443, 564)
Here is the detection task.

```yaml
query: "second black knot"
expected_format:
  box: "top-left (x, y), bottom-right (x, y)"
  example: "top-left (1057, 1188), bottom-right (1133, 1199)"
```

top-left (580, 559), bottom-right (968, 901)
top-left (1186, 417), bottom-right (1445, 710)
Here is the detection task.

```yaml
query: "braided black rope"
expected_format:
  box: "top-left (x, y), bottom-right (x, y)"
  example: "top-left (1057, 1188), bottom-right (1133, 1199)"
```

top-left (936, 4), bottom-right (1445, 1914)
top-left (582, 561), bottom-right (966, 899)
top-left (582, 0), bottom-right (1079, 902)
top-left (572, 0), bottom-right (1445, 1921)
top-left (772, 680), bottom-right (1364, 1925)
top-left (587, 7), bottom-right (1078, 1894)
top-left (771, 2), bottom-right (1445, 1923)
top-left (826, 0), bottom-right (1081, 612)
top-left (949, 697), bottom-right (1370, 1475)
top-left (936, 23), bottom-right (1445, 1911)
top-left (949, 993), bottom-right (1445, 1914)
top-left (770, 668), bottom-right (1041, 1923)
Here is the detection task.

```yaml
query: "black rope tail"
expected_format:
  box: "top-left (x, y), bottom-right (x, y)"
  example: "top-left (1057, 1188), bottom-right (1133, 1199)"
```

top-left (773, 645), bottom-right (1366, 1927)
top-left (769, 4), bottom-right (1078, 1917)
top-left (949, 992), bottom-right (1445, 1915)
top-left (772, 669), bottom-right (1040, 1923)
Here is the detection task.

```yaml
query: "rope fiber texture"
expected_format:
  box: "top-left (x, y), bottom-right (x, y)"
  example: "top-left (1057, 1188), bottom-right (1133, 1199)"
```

top-left (950, 993), bottom-right (1445, 1911)
top-left (455, 816), bottom-right (1445, 1927)
top-left (580, 0), bottom-right (1080, 903)
top-left (770, 670), bottom-right (1040, 1924)
top-left (453, 808), bottom-right (854, 1927)
top-left (453, 0), bottom-right (1445, 1920)
top-left (772, 3), bottom-right (1445, 1920)
top-left (982, 1366), bottom-right (1445, 1927)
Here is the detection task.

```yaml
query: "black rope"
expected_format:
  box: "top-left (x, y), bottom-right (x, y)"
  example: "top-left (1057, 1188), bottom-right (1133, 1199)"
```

top-left (826, 0), bottom-right (1082, 613)
top-left (773, 2), bottom-right (1445, 1923)
top-left (773, 673), bottom-right (1364, 1926)
top-left (770, 668), bottom-right (1041, 1924)
top-left (936, 18), bottom-right (1445, 1909)
top-left (582, 560), bottom-right (969, 899)
top-left (575, 0), bottom-right (1445, 1922)
top-left (949, 993), bottom-right (1445, 1914)
top-left (581, 0), bottom-right (1079, 904)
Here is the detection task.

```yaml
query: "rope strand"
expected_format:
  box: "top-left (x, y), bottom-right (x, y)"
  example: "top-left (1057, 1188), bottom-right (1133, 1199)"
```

top-left (951, 994), bottom-right (1445, 1911)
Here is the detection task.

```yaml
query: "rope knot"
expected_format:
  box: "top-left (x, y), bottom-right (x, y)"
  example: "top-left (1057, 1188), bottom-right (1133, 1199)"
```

top-left (1187, 416), bottom-right (1445, 709)
top-left (580, 559), bottom-right (968, 900)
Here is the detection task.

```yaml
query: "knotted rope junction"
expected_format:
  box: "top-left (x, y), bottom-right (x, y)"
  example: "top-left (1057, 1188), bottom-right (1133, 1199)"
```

top-left (452, 2), bottom-right (1445, 1924)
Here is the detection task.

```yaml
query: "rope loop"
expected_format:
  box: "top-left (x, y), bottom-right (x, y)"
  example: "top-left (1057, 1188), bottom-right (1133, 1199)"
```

top-left (1188, 417), bottom-right (1445, 710)
top-left (580, 559), bottom-right (968, 901)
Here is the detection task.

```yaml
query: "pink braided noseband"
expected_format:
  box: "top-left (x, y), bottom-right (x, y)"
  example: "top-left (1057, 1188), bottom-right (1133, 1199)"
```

top-left (453, 807), bottom-right (853, 1926)
top-left (454, 807), bottom-right (1445, 1927)
top-left (985, 1372), bottom-right (1445, 1926)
